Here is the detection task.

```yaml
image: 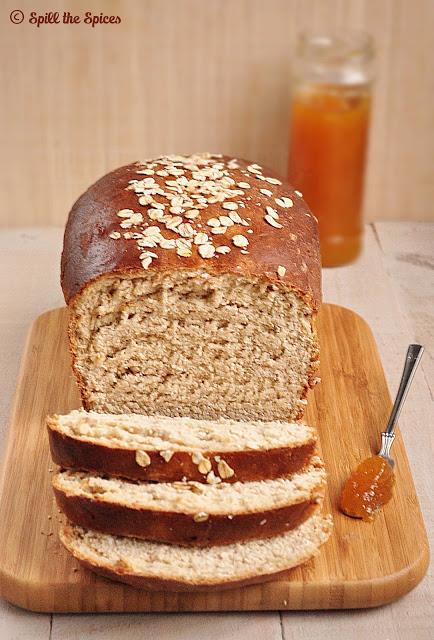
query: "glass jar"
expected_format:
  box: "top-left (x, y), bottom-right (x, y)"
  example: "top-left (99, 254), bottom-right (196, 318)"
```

top-left (288, 31), bottom-right (375, 267)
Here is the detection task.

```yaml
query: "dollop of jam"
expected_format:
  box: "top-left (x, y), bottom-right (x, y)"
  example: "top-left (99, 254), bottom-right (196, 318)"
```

top-left (340, 455), bottom-right (395, 522)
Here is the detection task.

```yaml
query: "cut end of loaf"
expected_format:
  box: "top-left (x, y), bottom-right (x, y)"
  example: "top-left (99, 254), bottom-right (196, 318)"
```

top-left (59, 512), bottom-right (333, 591)
top-left (69, 270), bottom-right (319, 421)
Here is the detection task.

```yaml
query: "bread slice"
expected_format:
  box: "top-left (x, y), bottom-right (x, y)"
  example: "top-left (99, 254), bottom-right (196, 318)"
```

top-left (53, 461), bottom-right (326, 546)
top-left (60, 512), bottom-right (332, 591)
top-left (47, 409), bottom-right (317, 483)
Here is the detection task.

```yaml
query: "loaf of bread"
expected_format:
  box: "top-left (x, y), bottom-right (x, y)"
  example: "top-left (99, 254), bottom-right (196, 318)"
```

top-left (61, 153), bottom-right (321, 421)
top-left (60, 512), bottom-right (332, 591)
top-left (47, 410), bottom-right (317, 482)
top-left (54, 153), bottom-right (331, 590)
top-left (52, 460), bottom-right (325, 546)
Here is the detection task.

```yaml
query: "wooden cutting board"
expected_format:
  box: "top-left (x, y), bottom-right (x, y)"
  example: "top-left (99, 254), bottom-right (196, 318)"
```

top-left (0, 305), bottom-right (429, 612)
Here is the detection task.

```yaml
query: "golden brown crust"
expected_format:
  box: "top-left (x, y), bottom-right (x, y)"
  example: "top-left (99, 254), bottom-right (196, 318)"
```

top-left (54, 487), bottom-right (321, 547)
top-left (61, 155), bottom-right (321, 308)
top-left (47, 422), bottom-right (317, 484)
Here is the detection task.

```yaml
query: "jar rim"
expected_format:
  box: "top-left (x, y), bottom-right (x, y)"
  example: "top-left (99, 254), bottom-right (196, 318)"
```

top-left (297, 30), bottom-right (375, 64)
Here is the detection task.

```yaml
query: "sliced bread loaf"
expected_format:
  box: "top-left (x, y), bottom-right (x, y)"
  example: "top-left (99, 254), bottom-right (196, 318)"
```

top-left (53, 461), bottom-right (326, 546)
top-left (60, 512), bottom-right (332, 591)
top-left (47, 410), bottom-right (317, 483)
top-left (62, 154), bottom-right (321, 423)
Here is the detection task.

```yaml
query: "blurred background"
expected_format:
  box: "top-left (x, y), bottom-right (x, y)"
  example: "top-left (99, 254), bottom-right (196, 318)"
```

top-left (1, 0), bottom-right (433, 227)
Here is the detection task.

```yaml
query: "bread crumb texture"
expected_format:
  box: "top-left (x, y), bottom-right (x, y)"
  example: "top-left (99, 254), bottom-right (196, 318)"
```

top-left (53, 459), bottom-right (326, 515)
top-left (50, 409), bottom-right (317, 452)
top-left (71, 271), bottom-right (319, 420)
top-left (60, 513), bottom-right (333, 585)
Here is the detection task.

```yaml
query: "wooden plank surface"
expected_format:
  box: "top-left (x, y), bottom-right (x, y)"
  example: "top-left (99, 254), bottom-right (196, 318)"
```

top-left (0, 303), bottom-right (428, 612)
top-left (0, 223), bottom-right (432, 638)
top-left (1, 0), bottom-right (434, 228)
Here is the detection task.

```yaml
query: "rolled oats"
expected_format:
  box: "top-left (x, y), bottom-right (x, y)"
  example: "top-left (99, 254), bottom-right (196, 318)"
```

top-left (217, 459), bottom-right (235, 479)
top-left (198, 457), bottom-right (212, 473)
top-left (232, 234), bottom-right (249, 248)
top-left (193, 512), bottom-right (209, 523)
top-left (265, 215), bottom-right (283, 229)
top-left (135, 450), bottom-right (151, 467)
top-left (160, 450), bottom-right (174, 462)
top-left (277, 265), bottom-right (286, 278)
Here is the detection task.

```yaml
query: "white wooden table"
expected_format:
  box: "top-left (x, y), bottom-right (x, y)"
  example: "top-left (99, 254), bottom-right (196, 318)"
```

top-left (0, 223), bottom-right (432, 640)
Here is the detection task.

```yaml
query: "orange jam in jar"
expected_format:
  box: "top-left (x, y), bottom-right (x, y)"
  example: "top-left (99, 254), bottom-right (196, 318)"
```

top-left (340, 455), bottom-right (395, 522)
top-left (288, 32), bottom-right (374, 267)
